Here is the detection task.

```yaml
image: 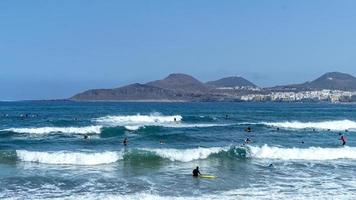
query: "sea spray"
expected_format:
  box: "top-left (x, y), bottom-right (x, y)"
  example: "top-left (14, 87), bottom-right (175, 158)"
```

top-left (16, 150), bottom-right (123, 165)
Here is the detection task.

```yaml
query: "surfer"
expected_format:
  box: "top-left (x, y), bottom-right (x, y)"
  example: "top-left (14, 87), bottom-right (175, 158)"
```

top-left (160, 140), bottom-right (164, 145)
top-left (245, 127), bottom-right (252, 132)
top-left (192, 166), bottom-right (201, 177)
top-left (84, 135), bottom-right (90, 140)
top-left (339, 133), bottom-right (347, 146)
top-left (123, 137), bottom-right (128, 146)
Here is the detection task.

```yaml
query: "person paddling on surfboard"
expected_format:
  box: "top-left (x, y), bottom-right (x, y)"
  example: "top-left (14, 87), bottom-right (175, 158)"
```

top-left (192, 166), bottom-right (201, 177)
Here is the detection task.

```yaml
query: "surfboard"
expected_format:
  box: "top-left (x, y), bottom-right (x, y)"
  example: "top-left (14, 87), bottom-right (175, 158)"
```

top-left (199, 175), bottom-right (216, 179)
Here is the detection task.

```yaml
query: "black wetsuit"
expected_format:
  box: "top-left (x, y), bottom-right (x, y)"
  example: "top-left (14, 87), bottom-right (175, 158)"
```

top-left (340, 136), bottom-right (346, 146)
top-left (192, 169), bottom-right (200, 177)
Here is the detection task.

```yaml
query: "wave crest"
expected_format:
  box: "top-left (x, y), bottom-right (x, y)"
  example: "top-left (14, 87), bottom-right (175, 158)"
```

top-left (95, 114), bottom-right (229, 130)
top-left (16, 150), bottom-right (123, 165)
top-left (263, 119), bottom-right (356, 131)
top-left (249, 144), bottom-right (356, 160)
top-left (3, 126), bottom-right (102, 134)
top-left (140, 147), bottom-right (229, 162)
top-left (96, 114), bottom-right (182, 125)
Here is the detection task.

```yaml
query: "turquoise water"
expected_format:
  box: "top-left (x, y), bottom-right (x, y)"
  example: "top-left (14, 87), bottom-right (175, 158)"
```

top-left (1, 101), bottom-right (356, 199)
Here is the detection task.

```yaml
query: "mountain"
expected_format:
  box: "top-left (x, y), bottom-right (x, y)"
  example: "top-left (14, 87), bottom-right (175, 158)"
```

top-left (269, 72), bottom-right (356, 91)
top-left (71, 83), bottom-right (180, 101)
top-left (206, 76), bottom-right (257, 88)
top-left (305, 72), bottom-right (356, 90)
top-left (70, 71), bottom-right (356, 102)
top-left (147, 73), bottom-right (209, 94)
top-left (71, 73), bottom-right (210, 101)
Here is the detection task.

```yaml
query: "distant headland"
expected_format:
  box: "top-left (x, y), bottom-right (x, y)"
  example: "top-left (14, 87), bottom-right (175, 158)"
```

top-left (70, 72), bottom-right (356, 103)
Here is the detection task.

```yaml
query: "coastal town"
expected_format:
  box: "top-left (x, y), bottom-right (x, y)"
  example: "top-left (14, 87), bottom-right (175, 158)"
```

top-left (240, 90), bottom-right (356, 103)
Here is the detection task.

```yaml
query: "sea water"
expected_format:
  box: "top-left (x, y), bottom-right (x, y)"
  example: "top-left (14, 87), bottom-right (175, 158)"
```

top-left (0, 101), bottom-right (356, 199)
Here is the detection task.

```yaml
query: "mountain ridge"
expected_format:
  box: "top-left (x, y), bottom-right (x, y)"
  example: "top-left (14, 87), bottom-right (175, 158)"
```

top-left (269, 72), bottom-right (356, 91)
top-left (146, 73), bottom-right (209, 94)
top-left (70, 72), bottom-right (356, 101)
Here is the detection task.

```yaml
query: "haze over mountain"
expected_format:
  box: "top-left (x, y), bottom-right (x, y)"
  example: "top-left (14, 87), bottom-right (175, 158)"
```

top-left (71, 72), bottom-right (356, 102)
top-left (206, 76), bottom-right (257, 88)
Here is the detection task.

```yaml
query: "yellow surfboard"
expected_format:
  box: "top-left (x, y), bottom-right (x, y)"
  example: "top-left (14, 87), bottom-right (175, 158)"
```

top-left (199, 175), bottom-right (216, 179)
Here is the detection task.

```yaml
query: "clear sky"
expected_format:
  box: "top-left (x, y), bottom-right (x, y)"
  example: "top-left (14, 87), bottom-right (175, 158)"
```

top-left (1, 0), bottom-right (356, 100)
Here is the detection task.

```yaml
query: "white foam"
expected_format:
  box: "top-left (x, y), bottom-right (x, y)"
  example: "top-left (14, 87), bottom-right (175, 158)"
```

top-left (141, 147), bottom-right (229, 162)
top-left (263, 119), bottom-right (356, 131)
top-left (124, 125), bottom-right (141, 131)
top-left (249, 144), bottom-right (356, 160)
top-left (16, 150), bottom-right (123, 165)
top-left (96, 113), bottom-right (229, 130)
top-left (48, 187), bottom-right (356, 200)
top-left (4, 126), bottom-right (102, 134)
top-left (162, 123), bottom-right (231, 128)
top-left (96, 114), bottom-right (182, 126)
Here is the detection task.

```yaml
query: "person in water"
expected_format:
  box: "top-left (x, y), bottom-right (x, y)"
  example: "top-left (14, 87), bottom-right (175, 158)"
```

top-left (84, 135), bottom-right (89, 140)
top-left (123, 137), bottom-right (128, 146)
top-left (192, 166), bottom-right (201, 177)
top-left (339, 133), bottom-right (347, 146)
top-left (245, 127), bottom-right (252, 132)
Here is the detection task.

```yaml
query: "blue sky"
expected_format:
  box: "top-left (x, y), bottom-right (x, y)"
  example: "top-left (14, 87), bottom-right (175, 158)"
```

top-left (1, 1), bottom-right (356, 100)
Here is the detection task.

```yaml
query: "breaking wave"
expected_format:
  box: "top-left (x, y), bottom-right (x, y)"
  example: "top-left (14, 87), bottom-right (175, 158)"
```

top-left (96, 113), bottom-right (230, 130)
top-left (95, 113), bottom-right (182, 125)
top-left (263, 119), bottom-right (356, 131)
top-left (16, 150), bottom-right (123, 165)
top-left (249, 144), bottom-right (356, 160)
top-left (138, 145), bottom-right (356, 162)
top-left (125, 123), bottom-right (232, 131)
top-left (3, 126), bottom-right (102, 134)
top-left (49, 188), bottom-right (356, 200)
top-left (12, 144), bottom-right (356, 166)
top-left (139, 146), bottom-right (230, 162)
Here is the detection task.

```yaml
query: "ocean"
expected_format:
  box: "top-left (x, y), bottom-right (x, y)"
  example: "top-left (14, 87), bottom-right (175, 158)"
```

top-left (0, 101), bottom-right (356, 199)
